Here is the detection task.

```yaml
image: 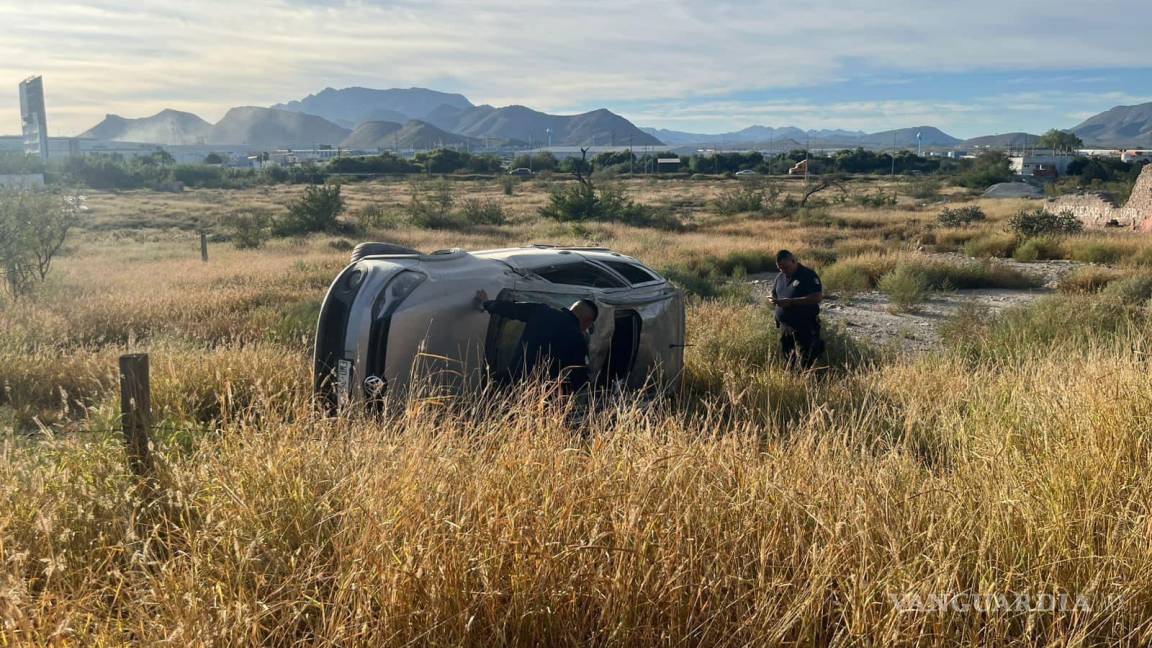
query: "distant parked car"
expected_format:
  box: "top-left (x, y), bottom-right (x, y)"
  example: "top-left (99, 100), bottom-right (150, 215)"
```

top-left (314, 243), bottom-right (686, 410)
top-left (734, 170), bottom-right (759, 177)
top-left (508, 168), bottom-right (534, 177)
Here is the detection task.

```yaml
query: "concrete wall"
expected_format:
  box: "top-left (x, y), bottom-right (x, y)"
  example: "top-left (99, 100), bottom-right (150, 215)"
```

top-left (1048, 165), bottom-right (1152, 230)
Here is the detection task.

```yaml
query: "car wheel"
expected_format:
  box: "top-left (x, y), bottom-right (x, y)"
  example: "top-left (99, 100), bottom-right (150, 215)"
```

top-left (351, 242), bottom-right (422, 262)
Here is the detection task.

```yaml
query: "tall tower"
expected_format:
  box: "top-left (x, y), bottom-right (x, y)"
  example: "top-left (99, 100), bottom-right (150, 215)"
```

top-left (19, 76), bottom-right (49, 161)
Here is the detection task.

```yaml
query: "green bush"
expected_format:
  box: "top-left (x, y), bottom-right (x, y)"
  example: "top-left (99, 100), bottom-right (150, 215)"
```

top-left (354, 204), bottom-right (403, 232)
top-left (937, 206), bottom-right (986, 227)
top-left (1100, 275), bottom-right (1152, 304)
top-left (0, 189), bottom-right (81, 299)
top-left (712, 184), bottom-right (766, 215)
top-left (408, 179), bottom-right (461, 229)
top-left (1008, 208), bottom-right (1083, 236)
top-left (227, 211), bottom-right (273, 249)
top-left (906, 179), bottom-right (941, 200)
top-left (963, 232), bottom-right (1018, 258)
top-left (540, 183), bottom-right (599, 222)
top-left (1057, 267), bottom-right (1129, 294)
top-left (539, 182), bottom-right (666, 227)
top-left (855, 191), bottom-right (897, 208)
top-left (821, 263), bottom-right (872, 294)
top-left (1061, 239), bottom-right (1128, 264)
top-left (275, 184), bottom-right (345, 236)
top-left (459, 198), bottom-right (506, 225)
top-left (879, 265), bottom-right (929, 310)
top-left (1012, 236), bottom-right (1063, 262)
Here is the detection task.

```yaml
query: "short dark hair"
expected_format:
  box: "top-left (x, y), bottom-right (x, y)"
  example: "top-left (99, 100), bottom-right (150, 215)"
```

top-left (572, 299), bottom-right (599, 320)
top-left (776, 249), bottom-right (796, 263)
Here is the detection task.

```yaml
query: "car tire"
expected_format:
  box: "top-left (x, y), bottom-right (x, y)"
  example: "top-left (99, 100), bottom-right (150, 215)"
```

top-left (350, 242), bottom-right (422, 263)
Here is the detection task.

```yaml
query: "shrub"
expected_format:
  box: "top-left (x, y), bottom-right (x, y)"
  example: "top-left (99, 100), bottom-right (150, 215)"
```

top-left (328, 238), bottom-right (355, 252)
top-left (354, 204), bottom-right (403, 232)
top-left (227, 211), bottom-right (273, 249)
top-left (501, 176), bottom-right (516, 196)
top-left (540, 183), bottom-right (600, 222)
top-left (1061, 239), bottom-right (1129, 264)
top-left (1100, 274), bottom-right (1152, 304)
top-left (1011, 236), bottom-right (1063, 262)
top-left (539, 182), bottom-right (664, 227)
top-left (855, 191), bottom-right (897, 208)
top-left (937, 206), bottom-right (986, 227)
top-left (275, 184), bottom-right (345, 236)
top-left (712, 184), bottom-right (766, 215)
top-left (459, 198), bottom-right (506, 226)
top-left (1008, 208), bottom-right (1083, 236)
top-left (879, 265), bottom-right (929, 310)
top-left (906, 179), bottom-right (942, 200)
top-left (822, 263), bottom-right (872, 294)
top-left (1057, 267), bottom-right (1129, 294)
top-left (963, 232), bottom-right (1018, 258)
top-left (408, 179), bottom-right (460, 229)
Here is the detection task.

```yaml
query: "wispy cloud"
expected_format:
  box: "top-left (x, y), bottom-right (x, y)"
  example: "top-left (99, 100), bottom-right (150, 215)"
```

top-left (1, 0), bottom-right (1150, 135)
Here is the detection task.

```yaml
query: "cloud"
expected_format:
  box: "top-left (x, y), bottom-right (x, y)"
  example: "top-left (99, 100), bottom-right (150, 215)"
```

top-left (0, 0), bottom-right (1150, 134)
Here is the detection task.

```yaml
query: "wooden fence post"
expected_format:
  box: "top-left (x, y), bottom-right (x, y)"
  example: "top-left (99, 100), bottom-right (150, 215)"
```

top-left (119, 353), bottom-right (154, 479)
top-left (200, 231), bottom-right (209, 262)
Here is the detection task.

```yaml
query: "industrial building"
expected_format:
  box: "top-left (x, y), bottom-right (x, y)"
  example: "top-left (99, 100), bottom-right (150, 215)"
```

top-left (18, 76), bottom-right (49, 161)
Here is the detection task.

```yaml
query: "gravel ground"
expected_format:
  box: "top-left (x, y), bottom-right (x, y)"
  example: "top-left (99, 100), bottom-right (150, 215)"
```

top-left (748, 255), bottom-right (1084, 355)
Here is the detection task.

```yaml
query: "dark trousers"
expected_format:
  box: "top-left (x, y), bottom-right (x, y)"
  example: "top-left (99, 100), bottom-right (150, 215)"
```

top-left (779, 319), bottom-right (824, 369)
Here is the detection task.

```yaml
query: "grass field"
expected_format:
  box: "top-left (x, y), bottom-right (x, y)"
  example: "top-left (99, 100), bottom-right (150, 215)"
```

top-left (3, 176), bottom-right (1152, 645)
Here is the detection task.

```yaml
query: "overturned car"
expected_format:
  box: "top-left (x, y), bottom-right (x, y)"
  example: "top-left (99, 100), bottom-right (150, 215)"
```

top-left (314, 242), bottom-right (686, 411)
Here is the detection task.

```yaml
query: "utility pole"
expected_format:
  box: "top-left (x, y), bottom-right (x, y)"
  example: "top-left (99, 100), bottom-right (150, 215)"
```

top-left (805, 133), bottom-right (810, 184)
top-left (891, 132), bottom-right (896, 176)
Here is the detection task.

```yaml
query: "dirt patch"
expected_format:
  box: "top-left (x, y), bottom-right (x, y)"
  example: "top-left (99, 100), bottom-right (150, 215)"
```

top-left (748, 254), bottom-right (1083, 354)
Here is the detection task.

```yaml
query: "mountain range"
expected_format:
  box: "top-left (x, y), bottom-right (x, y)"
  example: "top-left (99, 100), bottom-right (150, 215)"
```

top-left (341, 119), bottom-right (487, 150)
top-left (76, 87), bottom-right (1152, 151)
top-left (645, 125), bottom-right (964, 150)
top-left (1070, 103), bottom-right (1152, 147)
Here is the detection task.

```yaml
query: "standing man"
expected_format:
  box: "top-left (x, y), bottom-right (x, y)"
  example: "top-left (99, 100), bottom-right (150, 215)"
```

top-left (770, 250), bottom-right (825, 369)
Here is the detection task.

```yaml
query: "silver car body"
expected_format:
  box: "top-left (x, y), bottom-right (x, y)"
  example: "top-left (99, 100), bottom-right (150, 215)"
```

top-left (314, 245), bottom-right (685, 409)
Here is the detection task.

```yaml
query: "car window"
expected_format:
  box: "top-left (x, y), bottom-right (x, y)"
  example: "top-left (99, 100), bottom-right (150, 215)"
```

top-left (530, 261), bottom-right (625, 288)
top-left (600, 260), bottom-right (660, 285)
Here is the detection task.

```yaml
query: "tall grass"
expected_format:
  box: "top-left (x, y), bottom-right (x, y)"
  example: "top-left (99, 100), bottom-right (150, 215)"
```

top-left (4, 181), bottom-right (1152, 644)
top-left (4, 328), bottom-right (1152, 645)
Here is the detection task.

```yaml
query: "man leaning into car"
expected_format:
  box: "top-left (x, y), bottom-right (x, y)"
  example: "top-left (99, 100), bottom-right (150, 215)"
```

top-left (474, 290), bottom-right (598, 391)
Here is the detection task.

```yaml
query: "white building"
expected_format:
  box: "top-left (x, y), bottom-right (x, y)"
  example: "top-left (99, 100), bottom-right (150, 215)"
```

top-left (1009, 153), bottom-right (1077, 177)
top-left (1121, 150), bottom-right (1152, 164)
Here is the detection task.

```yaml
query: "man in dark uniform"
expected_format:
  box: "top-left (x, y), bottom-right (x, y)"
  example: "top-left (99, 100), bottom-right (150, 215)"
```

top-left (475, 290), bottom-right (597, 391)
top-left (770, 250), bottom-right (825, 369)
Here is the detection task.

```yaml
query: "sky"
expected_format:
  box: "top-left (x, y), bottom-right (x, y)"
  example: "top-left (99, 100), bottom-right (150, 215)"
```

top-left (2, 0), bottom-right (1150, 139)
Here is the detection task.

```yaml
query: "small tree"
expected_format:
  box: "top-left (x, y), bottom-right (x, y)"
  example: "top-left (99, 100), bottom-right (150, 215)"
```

top-left (937, 206), bottom-right (986, 227)
top-left (275, 183), bottom-right (345, 236)
top-left (226, 210), bottom-right (273, 249)
top-left (1038, 129), bottom-right (1084, 153)
top-left (0, 190), bottom-right (83, 299)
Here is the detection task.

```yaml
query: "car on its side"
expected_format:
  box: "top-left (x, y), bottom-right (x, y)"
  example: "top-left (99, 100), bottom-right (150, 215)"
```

top-left (507, 167), bottom-right (534, 177)
top-left (314, 242), bottom-right (685, 411)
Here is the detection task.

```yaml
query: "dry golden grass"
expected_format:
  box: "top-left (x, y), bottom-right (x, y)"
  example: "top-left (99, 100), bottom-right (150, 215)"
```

top-left (3, 178), bottom-right (1152, 645)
